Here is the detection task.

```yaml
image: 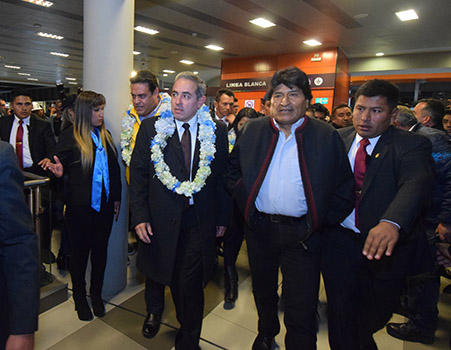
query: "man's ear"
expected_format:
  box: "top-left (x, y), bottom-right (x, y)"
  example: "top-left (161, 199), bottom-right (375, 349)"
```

top-left (421, 115), bottom-right (431, 125)
top-left (153, 87), bottom-right (160, 97)
top-left (197, 96), bottom-right (206, 109)
top-left (213, 100), bottom-right (218, 109)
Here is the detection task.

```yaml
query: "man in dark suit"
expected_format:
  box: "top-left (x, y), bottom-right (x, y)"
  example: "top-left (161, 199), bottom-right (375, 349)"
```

top-left (0, 89), bottom-right (55, 176)
top-left (226, 66), bottom-right (355, 350)
top-left (213, 88), bottom-right (235, 127)
top-left (0, 89), bottom-right (56, 263)
top-left (0, 141), bottom-right (40, 350)
top-left (129, 71), bottom-right (230, 350)
top-left (322, 79), bottom-right (435, 350)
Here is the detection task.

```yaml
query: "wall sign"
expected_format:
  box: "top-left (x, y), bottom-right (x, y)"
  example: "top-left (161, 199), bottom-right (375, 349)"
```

top-left (315, 98), bottom-right (329, 104)
top-left (244, 100), bottom-right (255, 108)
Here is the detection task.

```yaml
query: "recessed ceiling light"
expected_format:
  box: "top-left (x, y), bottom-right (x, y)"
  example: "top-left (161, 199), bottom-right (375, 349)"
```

top-left (180, 60), bottom-right (194, 65)
top-left (354, 13), bottom-right (368, 19)
top-left (193, 71), bottom-right (199, 75)
top-left (396, 9), bottom-right (418, 21)
top-left (18, 72), bottom-right (31, 76)
top-left (163, 74), bottom-right (168, 77)
top-left (205, 44), bottom-right (224, 51)
top-left (133, 51), bottom-right (141, 55)
top-left (5, 65), bottom-right (21, 69)
top-left (37, 32), bottom-right (63, 40)
top-left (250, 18), bottom-right (276, 28)
top-left (131, 71), bottom-right (137, 77)
top-left (27, 78), bottom-right (38, 81)
top-left (23, 0), bottom-right (53, 7)
top-left (68, 82), bottom-right (78, 85)
top-left (66, 77), bottom-right (76, 81)
top-left (50, 52), bottom-right (69, 57)
top-left (163, 69), bottom-right (175, 73)
top-left (303, 39), bottom-right (322, 46)
top-left (375, 52), bottom-right (385, 56)
top-left (134, 26), bottom-right (159, 35)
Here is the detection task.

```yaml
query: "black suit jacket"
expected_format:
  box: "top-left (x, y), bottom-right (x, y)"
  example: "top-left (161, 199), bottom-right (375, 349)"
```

top-left (0, 141), bottom-right (39, 347)
top-left (0, 114), bottom-right (55, 176)
top-left (129, 116), bottom-right (231, 286)
top-left (226, 116), bottom-right (355, 235)
top-left (52, 127), bottom-right (122, 206)
top-left (339, 126), bottom-right (435, 279)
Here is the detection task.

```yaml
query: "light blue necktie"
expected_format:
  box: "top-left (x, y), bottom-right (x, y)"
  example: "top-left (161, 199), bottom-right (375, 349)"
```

top-left (91, 128), bottom-right (110, 212)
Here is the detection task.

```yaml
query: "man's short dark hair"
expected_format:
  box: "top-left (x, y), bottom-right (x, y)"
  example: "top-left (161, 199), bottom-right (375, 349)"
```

top-left (215, 88), bottom-right (235, 102)
top-left (130, 70), bottom-right (159, 94)
top-left (355, 79), bottom-right (399, 111)
top-left (261, 89), bottom-right (273, 103)
top-left (332, 103), bottom-right (351, 117)
top-left (270, 66), bottom-right (313, 101)
top-left (311, 103), bottom-right (329, 116)
top-left (11, 89), bottom-right (32, 103)
top-left (417, 98), bottom-right (446, 130)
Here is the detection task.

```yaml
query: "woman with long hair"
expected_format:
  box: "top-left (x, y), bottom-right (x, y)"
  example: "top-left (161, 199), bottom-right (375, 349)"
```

top-left (46, 91), bottom-right (121, 321)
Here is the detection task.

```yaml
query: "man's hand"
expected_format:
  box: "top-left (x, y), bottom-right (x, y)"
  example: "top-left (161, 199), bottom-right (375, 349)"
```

top-left (38, 157), bottom-right (51, 169)
top-left (437, 243), bottom-right (451, 268)
top-left (135, 222), bottom-right (153, 243)
top-left (6, 334), bottom-right (34, 350)
top-left (114, 201), bottom-right (121, 221)
top-left (44, 155), bottom-right (63, 178)
top-left (363, 221), bottom-right (399, 260)
top-left (436, 222), bottom-right (451, 242)
top-left (216, 226), bottom-right (226, 237)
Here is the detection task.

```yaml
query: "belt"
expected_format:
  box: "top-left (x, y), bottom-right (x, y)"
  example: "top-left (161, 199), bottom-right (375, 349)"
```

top-left (258, 211), bottom-right (305, 224)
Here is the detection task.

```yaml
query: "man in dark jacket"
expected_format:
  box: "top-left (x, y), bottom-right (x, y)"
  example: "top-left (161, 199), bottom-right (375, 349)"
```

top-left (226, 66), bottom-right (354, 350)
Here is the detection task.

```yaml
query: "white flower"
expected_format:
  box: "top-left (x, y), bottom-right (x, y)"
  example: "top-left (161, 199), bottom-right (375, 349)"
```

top-left (150, 104), bottom-right (216, 197)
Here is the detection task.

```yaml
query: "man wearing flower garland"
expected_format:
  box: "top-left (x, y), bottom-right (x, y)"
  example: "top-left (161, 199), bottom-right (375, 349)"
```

top-left (226, 66), bottom-right (355, 350)
top-left (121, 70), bottom-right (172, 339)
top-left (130, 71), bottom-right (230, 350)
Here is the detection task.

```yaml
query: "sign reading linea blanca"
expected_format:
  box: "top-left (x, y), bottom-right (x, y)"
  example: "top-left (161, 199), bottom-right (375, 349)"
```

top-left (221, 73), bottom-right (335, 91)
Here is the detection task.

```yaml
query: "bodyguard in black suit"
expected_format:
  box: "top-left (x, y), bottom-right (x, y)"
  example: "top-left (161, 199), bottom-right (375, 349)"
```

top-left (322, 79), bottom-right (435, 350)
top-left (226, 66), bottom-right (355, 350)
top-left (0, 141), bottom-right (40, 350)
top-left (130, 72), bottom-right (231, 350)
top-left (0, 89), bottom-right (55, 176)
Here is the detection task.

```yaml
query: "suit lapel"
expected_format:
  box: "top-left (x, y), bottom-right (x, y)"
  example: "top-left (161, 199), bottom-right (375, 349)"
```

top-left (361, 128), bottom-right (392, 198)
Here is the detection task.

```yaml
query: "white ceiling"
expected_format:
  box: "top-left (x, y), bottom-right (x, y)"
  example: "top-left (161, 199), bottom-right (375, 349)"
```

top-left (0, 0), bottom-right (450, 91)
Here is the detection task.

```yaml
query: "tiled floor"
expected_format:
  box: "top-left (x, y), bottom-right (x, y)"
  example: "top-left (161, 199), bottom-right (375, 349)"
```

top-left (36, 235), bottom-right (451, 350)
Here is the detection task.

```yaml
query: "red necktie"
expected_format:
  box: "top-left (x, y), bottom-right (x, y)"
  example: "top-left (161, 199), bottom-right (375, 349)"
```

top-left (354, 138), bottom-right (370, 228)
top-left (16, 120), bottom-right (24, 170)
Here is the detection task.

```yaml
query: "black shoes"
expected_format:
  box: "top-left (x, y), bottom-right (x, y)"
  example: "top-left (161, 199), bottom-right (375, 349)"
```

top-left (224, 265), bottom-right (238, 310)
top-left (91, 296), bottom-right (106, 318)
top-left (142, 313), bottom-right (162, 338)
top-left (386, 322), bottom-right (434, 344)
top-left (252, 334), bottom-right (275, 350)
top-left (41, 249), bottom-right (56, 264)
top-left (74, 296), bottom-right (93, 321)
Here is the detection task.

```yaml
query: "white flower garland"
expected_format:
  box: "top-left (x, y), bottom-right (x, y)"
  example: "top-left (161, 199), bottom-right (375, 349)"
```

top-left (151, 104), bottom-right (216, 198)
top-left (121, 93), bottom-right (171, 166)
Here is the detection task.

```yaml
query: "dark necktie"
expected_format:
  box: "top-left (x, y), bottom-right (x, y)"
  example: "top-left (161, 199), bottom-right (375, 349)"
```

top-left (181, 123), bottom-right (191, 179)
top-left (16, 120), bottom-right (24, 169)
top-left (354, 138), bottom-right (370, 228)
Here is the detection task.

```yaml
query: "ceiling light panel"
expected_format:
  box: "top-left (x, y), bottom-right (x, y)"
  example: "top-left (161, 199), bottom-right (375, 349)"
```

top-left (50, 52), bottom-right (69, 57)
top-left (5, 65), bottom-right (21, 69)
top-left (250, 18), bottom-right (276, 28)
top-left (303, 39), bottom-right (322, 46)
top-left (37, 32), bottom-right (63, 40)
top-left (134, 26), bottom-right (159, 35)
top-left (23, 0), bottom-right (53, 7)
top-left (396, 9), bottom-right (418, 21)
top-left (205, 45), bottom-right (224, 51)
top-left (163, 69), bottom-right (175, 73)
top-left (180, 60), bottom-right (194, 65)
top-left (133, 51), bottom-right (141, 55)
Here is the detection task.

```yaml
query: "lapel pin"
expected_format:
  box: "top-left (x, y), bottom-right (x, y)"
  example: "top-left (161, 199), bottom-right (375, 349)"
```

top-left (375, 153), bottom-right (380, 158)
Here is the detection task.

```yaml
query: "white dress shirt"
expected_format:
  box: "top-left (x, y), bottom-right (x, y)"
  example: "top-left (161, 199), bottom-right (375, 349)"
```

top-left (255, 118), bottom-right (308, 217)
top-left (215, 114), bottom-right (229, 126)
top-left (9, 115), bottom-right (33, 168)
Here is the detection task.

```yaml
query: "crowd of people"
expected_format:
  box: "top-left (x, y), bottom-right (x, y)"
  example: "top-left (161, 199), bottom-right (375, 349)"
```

top-left (0, 66), bottom-right (450, 350)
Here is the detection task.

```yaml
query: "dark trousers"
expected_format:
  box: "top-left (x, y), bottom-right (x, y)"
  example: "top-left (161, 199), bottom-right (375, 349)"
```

top-left (144, 277), bottom-right (166, 315)
top-left (65, 201), bottom-right (114, 299)
top-left (170, 223), bottom-right (204, 350)
top-left (246, 212), bottom-right (321, 350)
top-left (321, 225), bottom-right (405, 350)
top-left (223, 203), bottom-right (245, 267)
